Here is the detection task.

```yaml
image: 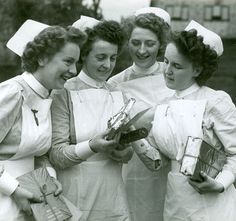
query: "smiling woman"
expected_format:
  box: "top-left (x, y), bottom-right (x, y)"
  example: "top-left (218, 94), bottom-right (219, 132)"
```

top-left (21, 26), bottom-right (85, 90)
top-left (0, 20), bottom-right (86, 220)
top-left (107, 7), bottom-right (173, 221)
top-left (49, 16), bottom-right (132, 221)
top-left (82, 39), bottom-right (118, 82)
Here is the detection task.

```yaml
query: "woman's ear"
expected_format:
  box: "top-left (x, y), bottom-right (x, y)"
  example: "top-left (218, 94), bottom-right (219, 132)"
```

top-left (38, 57), bottom-right (48, 67)
top-left (193, 65), bottom-right (203, 77)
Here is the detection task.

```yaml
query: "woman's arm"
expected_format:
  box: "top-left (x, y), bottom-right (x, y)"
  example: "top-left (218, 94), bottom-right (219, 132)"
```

top-left (0, 82), bottom-right (22, 144)
top-left (0, 82), bottom-right (22, 196)
top-left (49, 89), bottom-right (119, 169)
top-left (49, 89), bottom-right (88, 169)
top-left (189, 92), bottom-right (236, 193)
top-left (210, 92), bottom-right (236, 190)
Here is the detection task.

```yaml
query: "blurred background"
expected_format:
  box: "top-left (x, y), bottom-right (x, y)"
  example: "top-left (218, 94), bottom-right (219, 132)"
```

top-left (0, 0), bottom-right (235, 102)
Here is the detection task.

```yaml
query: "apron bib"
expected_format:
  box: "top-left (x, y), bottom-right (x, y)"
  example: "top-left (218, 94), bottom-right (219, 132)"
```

top-left (117, 74), bottom-right (173, 115)
top-left (152, 99), bottom-right (236, 221)
top-left (58, 88), bottom-right (129, 221)
top-left (0, 79), bottom-right (52, 221)
top-left (118, 76), bottom-right (173, 221)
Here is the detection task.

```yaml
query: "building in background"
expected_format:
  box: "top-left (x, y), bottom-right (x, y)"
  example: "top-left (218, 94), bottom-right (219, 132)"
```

top-left (151, 0), bottom-right (236, 38)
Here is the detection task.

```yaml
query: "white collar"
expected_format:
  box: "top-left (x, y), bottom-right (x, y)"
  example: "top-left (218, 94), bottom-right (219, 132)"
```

top-left (22, 72), bottom-right (50, 98)
top-left (78, 70), bottom-right (107, 89)
top-left (131, 62), bottom-right (160, 77)
top-left (174, 83), bottom-right (200, 98)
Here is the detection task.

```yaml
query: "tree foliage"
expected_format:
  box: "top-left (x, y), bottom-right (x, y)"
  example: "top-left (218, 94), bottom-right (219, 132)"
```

top-left (12, 0), bottom-right (103, 27)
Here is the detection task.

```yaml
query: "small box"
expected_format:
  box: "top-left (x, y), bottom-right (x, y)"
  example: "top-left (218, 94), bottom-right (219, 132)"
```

top-left (180, 136), bottom-right (226, 182)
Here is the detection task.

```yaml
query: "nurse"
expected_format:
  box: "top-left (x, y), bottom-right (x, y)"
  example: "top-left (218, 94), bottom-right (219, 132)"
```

top-left (49, 16), bottom-right (132, 221)
top-left (108, 7), bottom-right (174, 221)
top-left (133, 21), bottom-right (236, 221)
top-left (0, 20), bottom-right (86, 220)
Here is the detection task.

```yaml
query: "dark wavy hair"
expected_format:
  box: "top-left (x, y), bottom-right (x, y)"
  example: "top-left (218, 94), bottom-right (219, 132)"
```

top-left (21, 26), bottom-right (87, 73)
top-left (122, 13), bottom-right (170, 58)
top-left (80, 20), bottom-right (125, 60)
top-left (169, 30), bottom-right (219, 85)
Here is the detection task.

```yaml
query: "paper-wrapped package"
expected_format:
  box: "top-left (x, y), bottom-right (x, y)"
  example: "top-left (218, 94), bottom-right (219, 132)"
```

top-left (180, 137), bottom-right (226, 182)
top-left (107, 98), bottom-right (136, 140)
top-left (17, 167), bottom-right (82, 221)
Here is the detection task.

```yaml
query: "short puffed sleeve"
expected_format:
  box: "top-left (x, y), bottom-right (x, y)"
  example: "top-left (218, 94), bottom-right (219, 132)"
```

top-left (0, 81), bottom-right (23, 143)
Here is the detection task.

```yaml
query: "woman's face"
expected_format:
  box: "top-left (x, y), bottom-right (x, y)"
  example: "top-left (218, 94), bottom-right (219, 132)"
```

top-left (83, 39), bottom-right (118, 82)
top-left (128, 27), bottom-right (160, 69)
top-left (163, 43), bottom-right (200, 91)
top-left (38, 42), bottom-right (80, 89)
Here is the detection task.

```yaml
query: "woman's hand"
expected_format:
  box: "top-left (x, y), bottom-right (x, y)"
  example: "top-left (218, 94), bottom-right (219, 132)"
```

top-left (108, 145), bottom-right (134, 163)
top-left (89, 129), bottom-right (119, 153)
top-left (12, 186), bottom-right (42, 216)
top-left (188, 171), bottom-right (224, 194)
top-left (51, 177), bottom-right (63, 196)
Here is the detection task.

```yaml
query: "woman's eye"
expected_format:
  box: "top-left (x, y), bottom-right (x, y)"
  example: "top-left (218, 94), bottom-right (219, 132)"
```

top-left (131, 40), bottom-right (140, 46)
top-left (64, 60), bottom-right (72, 65)
top-left (96, 55), bottom-right (106, 61)
top-left (146, 41), bottom-right (156, 47)
top-left (174, 64), bottom-right (182, 69)
top-left (110, 56), bottom-right (117, 62)
top-left (164, 58), bottom-right (168, 64)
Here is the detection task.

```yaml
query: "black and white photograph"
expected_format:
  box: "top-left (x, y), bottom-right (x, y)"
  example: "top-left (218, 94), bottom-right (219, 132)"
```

top-left (0, 0), bottom-right (236, 220)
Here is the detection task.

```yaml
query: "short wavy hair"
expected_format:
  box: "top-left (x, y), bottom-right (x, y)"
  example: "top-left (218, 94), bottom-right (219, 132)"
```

top-left (80, 20), bottom-right (125, 60)
top-left (170, 30), bottom-right (219, 85)
top-left (22, 26), bottom-right (87, 73)
top-left (122, 13), bottom-right (171, 58)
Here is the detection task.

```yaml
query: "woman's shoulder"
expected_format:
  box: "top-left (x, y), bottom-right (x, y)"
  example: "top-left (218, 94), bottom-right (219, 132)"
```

top-left (0, 75), bottom-right (24, 117)
top-left (107, 67), bottom-right (132, 86)
top-left (0, 75), bottom-right (24, 98)
top-left (201, 86), bottom-right (233, 102)
top-left (200, 86), bottom-right (235, 113)
top-left (64, 76), bottom-right (82, 90)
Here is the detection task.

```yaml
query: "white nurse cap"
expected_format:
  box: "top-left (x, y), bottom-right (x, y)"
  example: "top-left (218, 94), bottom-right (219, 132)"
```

top-left (6, 19), bottom-right (49, 56)
top-left (185, 20), bottom-right (223, 56)
top-left (134, 7), bottom-right (171, 26)
top-left (72, 15), bottom-right (100, 31)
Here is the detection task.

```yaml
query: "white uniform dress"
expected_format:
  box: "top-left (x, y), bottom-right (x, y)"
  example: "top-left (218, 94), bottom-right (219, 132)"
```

top-left (50, 71), bottom-right (130, 221)
top-left (0, 72), bottom-right (54, 221)
top-left (108, 62), bottom-right (174, 221)
top-left (151, 83), bottom-right (236, 221)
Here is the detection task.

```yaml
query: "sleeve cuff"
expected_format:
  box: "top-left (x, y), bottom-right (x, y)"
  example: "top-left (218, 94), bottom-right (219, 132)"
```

top-left (46, 167), bottom-right (57, 179)
top-left (0, 170), bottom-right (19, 196)
top-left (215, 170), bottom-right (235, 190)
top-left (133, 139), bottom-right (161, 161)
top-left (132, 139), bottom-right (148, 154)
top-left (75, 140), bottom-right (95, 160)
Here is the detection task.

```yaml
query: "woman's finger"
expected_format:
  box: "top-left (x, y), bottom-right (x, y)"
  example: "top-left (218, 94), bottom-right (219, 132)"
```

top-left (21, 200), bottom-right (33, 216)
top-left (52, 177), bottom-right (63, 196)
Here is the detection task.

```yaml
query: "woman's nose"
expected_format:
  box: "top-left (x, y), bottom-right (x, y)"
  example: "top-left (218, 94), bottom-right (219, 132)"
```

top-left (69, 63), bottom-right (77, 75)
top-left (138, 43), bottom-right (146, 54)
top-left (165, 63), bottom-right (173, 75)
top-left (102, 59), bottom-right (111, 69)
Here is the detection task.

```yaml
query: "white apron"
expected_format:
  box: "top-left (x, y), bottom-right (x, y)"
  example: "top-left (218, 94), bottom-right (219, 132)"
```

top-left (152, 99), bottom-right (236, 221)
top-left (0, 80), bottom-right (52, 221)
top-left (117, 75), bottom-right (172, 221)
top-left (58, 88), bottom-right (129, 221)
